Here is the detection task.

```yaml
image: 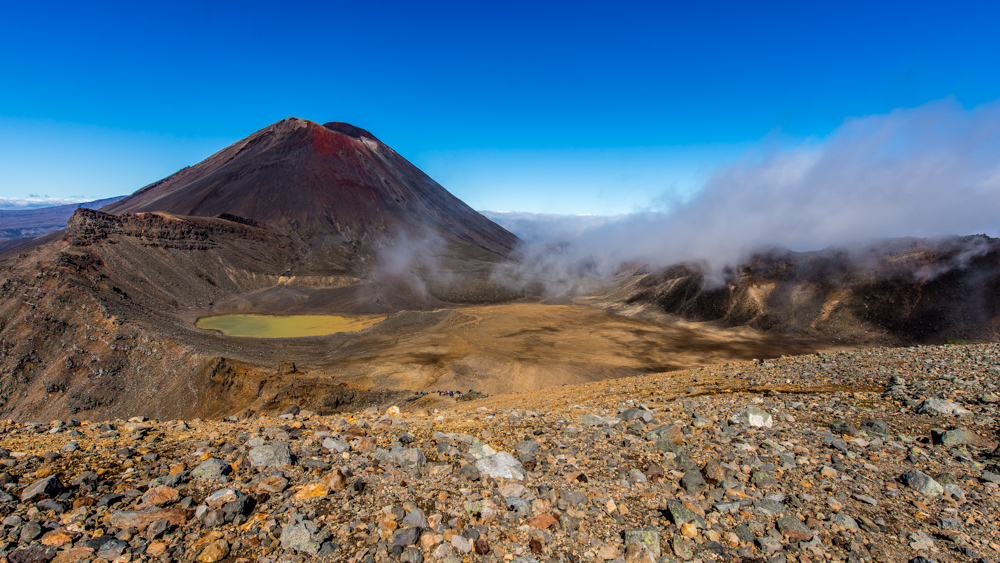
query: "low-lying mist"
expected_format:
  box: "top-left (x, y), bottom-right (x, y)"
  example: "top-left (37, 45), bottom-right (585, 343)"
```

top-left (484, 98), bottom-right (1000, 296)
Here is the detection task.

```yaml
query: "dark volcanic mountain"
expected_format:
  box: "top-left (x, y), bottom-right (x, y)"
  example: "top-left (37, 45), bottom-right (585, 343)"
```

top-left (0, 119), bottom-right (527, 421)
top-left (102, 118), bottom-right (518, 273)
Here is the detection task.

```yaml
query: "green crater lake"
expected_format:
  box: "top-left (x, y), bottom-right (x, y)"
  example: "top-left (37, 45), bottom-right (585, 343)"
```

top-left (196, 314), bottom-right (385, 338)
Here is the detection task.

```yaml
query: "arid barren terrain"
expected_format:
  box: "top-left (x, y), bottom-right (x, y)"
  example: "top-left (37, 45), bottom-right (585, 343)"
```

top-left (2, 118), bottom-right (998, 423)
top-left (1, 118), bottom-right (1000, 563)
top-left (1, 342), bottom-right (999, 563)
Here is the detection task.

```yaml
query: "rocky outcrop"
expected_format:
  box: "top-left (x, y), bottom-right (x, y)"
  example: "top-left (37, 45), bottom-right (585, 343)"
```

top-left (66, 208), bottom-right (277, 249)
top-left (596, 235), bottom-right (1000, 344)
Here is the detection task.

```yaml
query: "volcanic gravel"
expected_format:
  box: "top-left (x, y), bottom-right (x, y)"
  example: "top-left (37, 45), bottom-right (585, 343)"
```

top-left (1, 343), bottom-right (999, 563)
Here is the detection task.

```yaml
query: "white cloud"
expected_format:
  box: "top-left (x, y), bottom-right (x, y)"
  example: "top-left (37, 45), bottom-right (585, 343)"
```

top-left (479, 210), bottom-right (627, 243)
top-left (0, 196), bottom-right (96, 210)
top-left (495, 98), bottom-right (1000, 290)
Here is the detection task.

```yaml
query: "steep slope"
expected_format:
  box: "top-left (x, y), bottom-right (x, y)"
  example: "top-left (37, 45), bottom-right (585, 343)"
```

top-left (102, 118), bottom-right (518, 274)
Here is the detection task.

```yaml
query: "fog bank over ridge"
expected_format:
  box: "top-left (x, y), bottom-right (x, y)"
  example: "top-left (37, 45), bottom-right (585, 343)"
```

top-left (489, 99), bottom-right (1000, 279)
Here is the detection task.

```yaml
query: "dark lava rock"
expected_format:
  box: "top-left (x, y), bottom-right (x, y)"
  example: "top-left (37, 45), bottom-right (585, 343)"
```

top-left (662, 499), bottom-right (704, 528)
top-left (19, 475), bottom-right (63, 502)
top-left (8, 546), bottom-right (58, 563)
top-left (680, 468), bottom-right (707, 495)
top-left (777, 515), bottom-right (814, 540)
top-left (390, 526), bottom-right (421, 548)
top-left (861, 420), bottom-right (892, 436)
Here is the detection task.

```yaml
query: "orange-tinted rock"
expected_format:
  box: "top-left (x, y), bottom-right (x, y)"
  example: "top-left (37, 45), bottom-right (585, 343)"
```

top-left (293, 482), bottom-right (329, 500)
top-left (146, 541), bottom-right (168, 557)
top-left (526, 513), bottom-right (558, 529)
top-left (40, 530), bottom-right (74, 547)
top-left (327, 468), bottom-right (348, 490)
top-left (109, 508), bottom-right (192, 529)
top-left (197, 539), bottom-right (230, 562)
top-left (139, 485), bottom-right (180, 507)
top-left (51, 548), bottom-right (96, 563)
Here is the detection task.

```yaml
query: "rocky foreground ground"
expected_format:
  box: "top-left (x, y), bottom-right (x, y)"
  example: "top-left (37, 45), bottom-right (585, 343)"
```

top-left (1, 343), bottom-right (1000, 563)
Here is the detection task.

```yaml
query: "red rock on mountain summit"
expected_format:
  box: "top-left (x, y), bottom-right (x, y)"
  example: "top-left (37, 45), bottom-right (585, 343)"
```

top-left (102, 118), bottom-right (518, 273)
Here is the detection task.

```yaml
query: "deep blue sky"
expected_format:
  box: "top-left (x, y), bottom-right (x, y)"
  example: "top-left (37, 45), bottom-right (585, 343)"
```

top-left (2, 1), bottom-right (998, 214)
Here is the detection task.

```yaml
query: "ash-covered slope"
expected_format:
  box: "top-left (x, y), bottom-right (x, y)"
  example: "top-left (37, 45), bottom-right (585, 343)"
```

top-left (102, 118), bottom-right (518, 273)
top-left (591, 235), bottom-right (1000, 344)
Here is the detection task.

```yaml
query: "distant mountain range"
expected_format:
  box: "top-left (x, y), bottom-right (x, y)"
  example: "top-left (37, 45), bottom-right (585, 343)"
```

top-left (0, 196), bottom-right (125, 251)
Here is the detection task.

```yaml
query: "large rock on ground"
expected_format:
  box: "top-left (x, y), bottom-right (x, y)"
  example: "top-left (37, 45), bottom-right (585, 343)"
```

top-left (281, 518), bottom-right (328, 554)
top-left (20, 476), bottom-right (63, 503)
top-left (191, 458), bottom-right (231, 480)
top-left (917, 399), bottom-right (970, 416)
top-left (109, 508), bottom-right (193, 529)
top-left (900, 470), bottom-right (944, 496)
top-left (730, 406), bottom-right (773, 428)
top-left (475, 452), bottom-right (525, 481)
top-left (249, 443), bottom-right (293, 468)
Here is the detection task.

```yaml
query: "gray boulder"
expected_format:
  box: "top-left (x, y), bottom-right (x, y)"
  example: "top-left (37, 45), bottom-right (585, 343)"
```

top-left (281, 517), bottom-right (329, 554)
top-left (901, 470), bottom-right (944, 496)
top-left (729, 406), bottom-right (773, 428)
top-left (191, 458), bottom-right (231, 480)
top-left (322, 437), bottom-right (350, 453)
top-left (475, 452), bottom-right (525, 481)
top-left (917, 399), bottom-right (970, 416)
top-left (249, 443), bottom-right (293, 468)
